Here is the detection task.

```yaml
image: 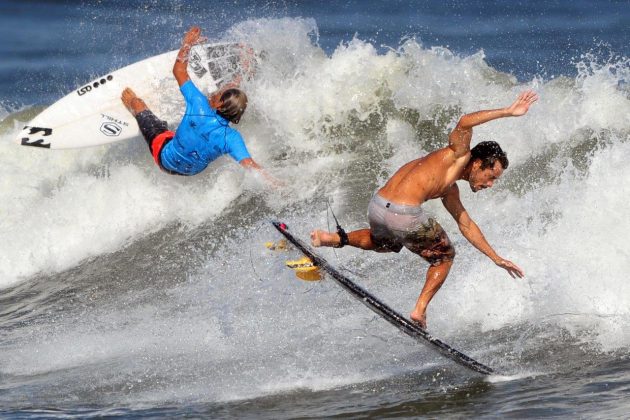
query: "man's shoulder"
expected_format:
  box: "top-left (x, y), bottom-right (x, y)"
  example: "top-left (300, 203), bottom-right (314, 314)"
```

top-left (224, 126), bottom-right (244, 144)
top-left (432, 145), bottom-right (471, 169)
top-left (419, 147), bottom-right (458, 169)
top-left (431, 146), bottom-right (460, 159)
top-left (181, 80), bottom-right (206, 100)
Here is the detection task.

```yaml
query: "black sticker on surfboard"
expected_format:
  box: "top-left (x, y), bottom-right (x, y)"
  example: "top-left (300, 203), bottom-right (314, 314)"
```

top-left (189, 50), bottom-right (208, 78)
top-left (100, 122), bottom-right (122, 136)
top-left (21, 126), bottom-right (52, 148)
top-left (77, 75), bottom-right (113, 96)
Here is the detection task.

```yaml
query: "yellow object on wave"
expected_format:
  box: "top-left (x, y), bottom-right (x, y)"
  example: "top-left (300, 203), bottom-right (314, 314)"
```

top-left (285, 256), bottom-right (322, 281)
top-left (264, 239), bottom-right (288, 251)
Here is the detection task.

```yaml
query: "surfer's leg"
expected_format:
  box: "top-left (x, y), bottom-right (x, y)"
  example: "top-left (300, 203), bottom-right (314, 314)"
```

top-left (311, 229), bottom-right (381, 250)
top-left (121, 88), bottom-right (148, 116)
top-left (311, 193), bottom-right (405, 250)
top-left (403, 218), bottom-right (455, 328)
top-left (410, 259), bottom-right (453, 329)
top-left (129, 94), bottom-right (170, 154)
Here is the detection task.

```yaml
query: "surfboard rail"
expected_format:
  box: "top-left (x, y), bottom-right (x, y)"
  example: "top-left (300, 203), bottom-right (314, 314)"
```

top-left (272, 221), bottom-right (494, 375)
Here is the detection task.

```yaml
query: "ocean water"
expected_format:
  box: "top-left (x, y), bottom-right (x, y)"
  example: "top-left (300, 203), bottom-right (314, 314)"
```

top-left (1, 0), bottom-right (629, 418)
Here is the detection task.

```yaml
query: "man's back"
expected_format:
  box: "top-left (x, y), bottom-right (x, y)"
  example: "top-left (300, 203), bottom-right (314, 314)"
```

top-left (159, 80), bottom-right (250, 175)
top-left (378, 147), bottom-right (470, 206)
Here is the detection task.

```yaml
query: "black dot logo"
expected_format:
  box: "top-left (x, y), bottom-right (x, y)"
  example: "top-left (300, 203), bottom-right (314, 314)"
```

top-left (91, 75), bottom-right (113, 89)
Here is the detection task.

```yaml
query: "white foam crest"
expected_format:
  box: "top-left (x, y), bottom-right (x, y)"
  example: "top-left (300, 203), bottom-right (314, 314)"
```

top-left (390, 43), bottom-right (630, 166)
top-left (532, 139), bottom-right (630, 350)
top-left (0, 124), bottom-right (247, 286)
top-left (575, 52), bottom-right (630, 131)
top-left (233, 20), bottom-right (403, 148)
top-left (393, 41), bottom-right (511, 115)
top-left (425, 134), bottom-right (630, 351)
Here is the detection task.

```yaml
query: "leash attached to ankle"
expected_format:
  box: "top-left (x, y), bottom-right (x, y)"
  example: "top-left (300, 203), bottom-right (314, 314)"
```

top-left (327, 199), bottom-right (349, 248)
top-left (336, 225), bottom-right (349, 248)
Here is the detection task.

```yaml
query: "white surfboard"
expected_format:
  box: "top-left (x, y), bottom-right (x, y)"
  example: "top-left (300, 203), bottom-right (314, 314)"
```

top-left (16, 43), bottom-right (245, 149)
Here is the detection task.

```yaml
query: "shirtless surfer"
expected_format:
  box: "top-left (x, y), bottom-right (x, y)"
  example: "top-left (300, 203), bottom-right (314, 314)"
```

top-left (311, 90), bottom-right (538, 329)
top-left (121, 26), bottom-right (271, 180)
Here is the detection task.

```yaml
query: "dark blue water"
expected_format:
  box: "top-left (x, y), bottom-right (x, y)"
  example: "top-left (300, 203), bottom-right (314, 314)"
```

top-left (2, 0), bottom-right (628, 107)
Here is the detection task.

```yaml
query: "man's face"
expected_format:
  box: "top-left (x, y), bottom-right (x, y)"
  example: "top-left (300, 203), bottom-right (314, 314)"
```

top-left (469, 160), bottom-right (504, 192)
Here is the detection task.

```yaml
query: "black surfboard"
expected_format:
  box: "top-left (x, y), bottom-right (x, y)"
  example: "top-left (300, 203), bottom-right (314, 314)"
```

top-left (272, 221), bottom-right (494, 375)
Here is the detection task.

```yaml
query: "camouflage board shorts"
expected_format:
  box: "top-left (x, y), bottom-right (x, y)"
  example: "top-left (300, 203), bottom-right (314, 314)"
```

top-left (367, 193), bottom-right (455, 265)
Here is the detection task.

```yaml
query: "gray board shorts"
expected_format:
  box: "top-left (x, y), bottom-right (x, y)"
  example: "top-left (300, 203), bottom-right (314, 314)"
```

top-left (367, 193), bottom-right (455, 265)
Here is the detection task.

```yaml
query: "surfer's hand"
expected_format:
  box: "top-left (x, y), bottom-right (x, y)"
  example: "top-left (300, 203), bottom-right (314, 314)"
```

top-left (270, 176), bottom-right (287, 189)
top-left (239, 158), bottom-right (285, 189)
top-left (261, 171), bottom-right (286, 189)
top-left (506, 90), bottom-right (538, 117)
top-left (182, 26), bottom-right (205, 47)
top-left (494, 258), bottom-right (524, 279)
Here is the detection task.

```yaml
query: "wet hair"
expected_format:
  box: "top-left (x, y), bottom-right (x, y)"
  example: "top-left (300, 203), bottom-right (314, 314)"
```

top-left (217, 88), bottom-right (248, 124)
top-left (470, 141), bottom-right (509, 170)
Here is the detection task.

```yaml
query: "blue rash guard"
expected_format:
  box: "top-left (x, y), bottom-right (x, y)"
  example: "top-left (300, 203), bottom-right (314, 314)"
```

top-left (160, 80), bottom-right (251, 176)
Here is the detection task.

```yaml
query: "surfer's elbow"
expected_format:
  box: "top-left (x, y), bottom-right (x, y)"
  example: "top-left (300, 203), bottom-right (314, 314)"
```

top-left (172, 64), bottom-right (189, 86)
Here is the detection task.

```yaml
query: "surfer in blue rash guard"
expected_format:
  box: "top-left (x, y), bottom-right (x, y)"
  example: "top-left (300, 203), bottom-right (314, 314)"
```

top-left (310, 91), bottom-right (538, 329)
top-left (121, 26), bottom-right (274, 181)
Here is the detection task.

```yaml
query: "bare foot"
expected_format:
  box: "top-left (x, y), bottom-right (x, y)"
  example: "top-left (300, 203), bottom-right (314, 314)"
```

top-left (121, 87), bottom-right (148, 116)
top-left (310, 230), bottom-right (340, 247)
top-left (410, 311), bottom-right (427, 330)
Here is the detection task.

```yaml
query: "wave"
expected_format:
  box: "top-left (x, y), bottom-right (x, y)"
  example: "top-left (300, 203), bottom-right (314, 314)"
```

top-left (0, 17), bottom-right (628, 405)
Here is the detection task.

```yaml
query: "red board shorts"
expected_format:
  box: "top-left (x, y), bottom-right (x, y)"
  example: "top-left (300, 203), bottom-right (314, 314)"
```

top-left (134, 110), bottom-right (180, 175)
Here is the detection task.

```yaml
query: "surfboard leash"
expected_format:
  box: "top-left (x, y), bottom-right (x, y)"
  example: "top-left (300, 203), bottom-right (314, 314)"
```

top-left (325, 199), bottom-right (349, 248)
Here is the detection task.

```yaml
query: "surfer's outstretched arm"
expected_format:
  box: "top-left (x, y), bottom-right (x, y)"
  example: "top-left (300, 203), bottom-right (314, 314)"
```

top-left (173, 26), bottom-right (204, 87)
top-left (449, 90), bottom-right (538, 158)
top-left (442, 184), bottom-right (524, 279)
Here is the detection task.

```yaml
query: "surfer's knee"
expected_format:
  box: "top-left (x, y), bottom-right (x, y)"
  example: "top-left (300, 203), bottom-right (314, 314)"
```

top-left (420, 236), bottom-right (455, 266)
top-left (440, 243), bottom-right (456, 263)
